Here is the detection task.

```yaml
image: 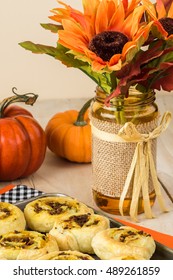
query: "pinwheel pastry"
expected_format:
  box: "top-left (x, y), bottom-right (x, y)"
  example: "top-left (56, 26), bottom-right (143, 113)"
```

top-left (24, 196), bottom-right (94, 232)
top-left (91, 226), bottom-right (156, 260)
top-left (38, 250), bottom-right (94, 260)
top-left (0, 202), bottom-right (26, 235)
top-left (0, 230), bottom-right (59, 260)
top-left (49, 212), bottom-right (110, 254)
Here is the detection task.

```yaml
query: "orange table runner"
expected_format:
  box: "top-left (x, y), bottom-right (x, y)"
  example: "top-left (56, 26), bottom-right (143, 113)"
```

top-left (0, 184), bottom-right (15, 194)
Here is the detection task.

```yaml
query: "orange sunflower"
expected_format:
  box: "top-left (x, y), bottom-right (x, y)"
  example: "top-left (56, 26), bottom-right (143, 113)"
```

top-left (49, 0), bottom-right (152, 72)
top-left (142, 0), bottom-right (173, 39)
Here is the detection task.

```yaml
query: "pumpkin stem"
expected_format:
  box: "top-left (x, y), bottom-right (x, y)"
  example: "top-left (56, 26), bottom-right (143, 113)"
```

top-left (0, 87), bottom-right (38, 118)
top-left (74, 98), bottom-right (93, 126)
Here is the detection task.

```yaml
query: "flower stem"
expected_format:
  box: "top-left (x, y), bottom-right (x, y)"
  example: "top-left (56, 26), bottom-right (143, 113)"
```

top-left (74, 98), bottom-right (93, 126)
top-left (0, 87), bottom-right (38, 118)
top-left (113, 98), bottom-right (126, 124)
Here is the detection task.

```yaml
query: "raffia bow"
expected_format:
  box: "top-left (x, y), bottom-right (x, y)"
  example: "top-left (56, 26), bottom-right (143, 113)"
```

top-left (91, 111), bottom-right (172, 221)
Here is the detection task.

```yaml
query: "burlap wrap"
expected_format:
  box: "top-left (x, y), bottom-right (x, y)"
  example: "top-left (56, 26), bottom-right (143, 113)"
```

top-left (90, 116), bottom-right (158, 198)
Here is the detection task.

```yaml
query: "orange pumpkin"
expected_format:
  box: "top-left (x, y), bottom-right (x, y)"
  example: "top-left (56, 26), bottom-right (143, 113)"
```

top-left (0, 88), bottom-right (47, 181)
top-left (45, 99), bottom-right (92, 163)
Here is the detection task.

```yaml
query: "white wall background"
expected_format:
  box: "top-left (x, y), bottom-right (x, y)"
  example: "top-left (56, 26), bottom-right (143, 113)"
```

top-left (0, 0), bottom-right (95, 101)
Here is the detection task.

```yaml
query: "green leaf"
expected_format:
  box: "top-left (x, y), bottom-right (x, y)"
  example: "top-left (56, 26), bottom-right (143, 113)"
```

top-left (19, 41), bottom-right (80, 67)
top-left (19, 41), bottom-right (116, 94)
top-left (19, 41), bottom-right (58, 56)
top-left (40, 23), bottom-right (63, 33)
top-left (110, 72), bottom-right (118, 90)
top-left (144, 46), bottom-right (173, 70)
top-left (159, 49), bottom-right (173, 63)
top-left (79, 64), bottom-right (116, 94)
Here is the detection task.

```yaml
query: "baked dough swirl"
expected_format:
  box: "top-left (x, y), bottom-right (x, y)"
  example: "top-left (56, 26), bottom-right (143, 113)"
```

top-left (49, 213), bottom-right (110, 254)
top-left (91, 226), bottom-right (156, 260)
top-left (24, 196), bottom-right (94, 232)
top-left (0, 230), bottom-right (59, 260)
top-left (38, 250), bottom-right (94, 260)
top-left (0, 202), bottom-right (26, 235)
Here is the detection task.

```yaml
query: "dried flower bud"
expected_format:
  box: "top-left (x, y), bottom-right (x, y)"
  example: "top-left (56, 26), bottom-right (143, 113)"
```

top-left (159, 17), bottom-right (173, 36)
top-left (89, 31), bottom-right (129, 61)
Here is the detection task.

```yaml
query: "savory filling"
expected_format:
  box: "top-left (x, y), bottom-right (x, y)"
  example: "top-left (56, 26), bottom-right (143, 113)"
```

top-left (0, 231), bottom-right (47, 249)
top-left (111, 229), bottom-right (151, 243)
top-left (0, 207), bottom-right (11, 220)
top-left (52, 252), bottom-right (91, 260)
top-left (61, 214), bottom-right (99, 229)
top-left (33, 200), bottom-right (80, 215)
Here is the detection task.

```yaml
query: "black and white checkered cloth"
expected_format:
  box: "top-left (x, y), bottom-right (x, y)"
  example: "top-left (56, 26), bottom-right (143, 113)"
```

top-left (0, 185), bottom-right (43, 204)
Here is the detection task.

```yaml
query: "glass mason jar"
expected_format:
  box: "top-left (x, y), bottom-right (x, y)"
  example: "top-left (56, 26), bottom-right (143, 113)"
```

top-left (90, 86), bottom-right (159, 215)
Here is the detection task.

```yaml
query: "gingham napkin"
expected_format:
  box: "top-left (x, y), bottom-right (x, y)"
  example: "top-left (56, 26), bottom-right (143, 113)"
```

top-left (0, 184), bottom-right (43, 204)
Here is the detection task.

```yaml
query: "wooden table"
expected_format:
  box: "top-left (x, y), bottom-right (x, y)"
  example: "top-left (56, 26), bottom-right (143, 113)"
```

top-left (0, 93), bottom-right (173, 235)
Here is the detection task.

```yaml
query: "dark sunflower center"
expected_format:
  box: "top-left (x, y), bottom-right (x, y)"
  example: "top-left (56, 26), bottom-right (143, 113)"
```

top-left (88, 31), bottom-right (129, 61)
top-left (159, 17), bottom-right (173, 36)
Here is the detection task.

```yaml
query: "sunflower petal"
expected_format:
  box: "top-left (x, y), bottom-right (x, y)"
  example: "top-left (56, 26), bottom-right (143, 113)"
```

top-left (107, 0), bottom-right (119, 22)
top-left (50, 1), bottom-right (86, 28)
top-left (109, 54), bottom-right (122, 69)
top-left (82, 0), bottom-right (100, 16)
top-left (156, 0), bottom-right (166, 18)
top-left (122, 0), bottom-right (128, 11)
top-left (122, 6), bottom-right (145, 37)
top-left (167, 1), bottom-right (173, 17)
top-left (133, 21), bottom-right (153, 43)
top-left (122, 42), bottom-right (139, 62)
top-left (162, 0), bottom-right (173, 12)
top-left (95, 0), bottom-right (109, 33)
top-left (49, 1), bottom-right (72, 23)
top-left (58, 19), bottom-right (89, 48)
top-left (125, 0), bottom-right (141, 16)
top-left (130, 6), bottom-right (145, 36)
top-left (82, 0), bottom-right (100, 35)
top-left (142, 0), bottom-right (157, 19)
top-left (151, 20), bottom-right (168, 39)
top-left (108, 1), bottom-right (125, 31)
top-left (58, 33), bottom-right (86, 53)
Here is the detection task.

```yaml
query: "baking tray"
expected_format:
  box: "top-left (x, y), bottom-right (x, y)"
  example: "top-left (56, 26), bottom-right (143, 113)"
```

top-left (15, 192), bottom-right (173, 260)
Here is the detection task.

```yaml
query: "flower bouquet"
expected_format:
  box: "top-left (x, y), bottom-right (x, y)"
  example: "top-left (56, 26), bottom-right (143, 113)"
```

top-left (19, 0), bottom-right (173, 102)
top-left (19, 0), bottom-right (173, 220)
